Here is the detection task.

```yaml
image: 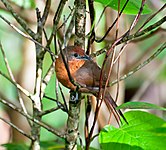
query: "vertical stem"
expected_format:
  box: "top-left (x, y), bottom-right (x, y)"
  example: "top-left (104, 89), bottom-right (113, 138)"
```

top-left (31, 46), bottom-right (44, 150)
top-left (74, 0), bottom-right (86, 47)
top-left (65, 0), bottom-right (86, 149)
top-left (31, 7), bottom-right (45, 150)
top-left (66, 92), bottom-right (81, 150)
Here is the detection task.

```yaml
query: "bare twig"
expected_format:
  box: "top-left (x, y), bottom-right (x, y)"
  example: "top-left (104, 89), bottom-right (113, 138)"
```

top-left (0, 116), bottom-right (34, 140)
top-left (47, 0), bottom-right (67, 54)
top-left (0, 70), bottom-right (33, 100)
top-left (136, 3), bottom-right (166, 33)
top-left (0, 41), bottom-right (31, 126)
top-left (0, 98), bottom-right (65, 138)
top-left (95, 0), bottom-right (130, 43)
top-left (39, 107), bottom-right (60, 116)
top-left (1, 0), bottom-right (35, 37)
top-left (0, 14), bottom-right (56, 58)
top-left (111, 42), bottom-right (166, 86)
top-left (91, 16), bottom-right (166, 58)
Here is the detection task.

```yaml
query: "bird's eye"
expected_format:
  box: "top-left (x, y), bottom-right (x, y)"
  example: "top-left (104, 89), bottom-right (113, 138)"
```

top-left (73, 53), bottom-right (79, 57)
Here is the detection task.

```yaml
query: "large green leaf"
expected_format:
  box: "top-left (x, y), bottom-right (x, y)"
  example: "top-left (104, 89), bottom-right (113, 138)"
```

top-left (99, 111), bottom-right (166, 150)
top-left (2, 143), bottom-right (29, 150)
top-left (117, 101), bottom-right (166, 111)
top-left (95, 0), bottom-right (151, 15)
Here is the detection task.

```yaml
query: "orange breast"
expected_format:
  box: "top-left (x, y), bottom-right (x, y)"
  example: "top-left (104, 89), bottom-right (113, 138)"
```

top-left (55, 57), bottom-right (85, 90)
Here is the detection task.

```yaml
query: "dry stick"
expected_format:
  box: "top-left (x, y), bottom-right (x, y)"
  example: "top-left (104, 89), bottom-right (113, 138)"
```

top-left (0, 98), bottom-right (65, 138)
top-left (111, 42), bottom-right (166, 86)
top-left (0, 42), bottom-right (32, 126)
top-left (98, 0), bottom-right (140, 134)
top-left (0, 116), bottom-right (34, 140)
top-left (1, 0), bottom-right (35, 37)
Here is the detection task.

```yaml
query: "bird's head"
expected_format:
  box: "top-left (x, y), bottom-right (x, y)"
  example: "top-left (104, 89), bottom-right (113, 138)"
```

top-left (63, 46), bottom-right (90, 61)
top-left (55, 46), bottom-right (90, 90)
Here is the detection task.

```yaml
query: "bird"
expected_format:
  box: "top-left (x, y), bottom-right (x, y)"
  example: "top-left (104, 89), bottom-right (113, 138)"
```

top-left (55, 46), bottom-right (126, 124)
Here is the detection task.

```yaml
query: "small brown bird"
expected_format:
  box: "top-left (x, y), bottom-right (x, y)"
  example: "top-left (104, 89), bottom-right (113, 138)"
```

top-left (55, 46), bottom-right (126, 123)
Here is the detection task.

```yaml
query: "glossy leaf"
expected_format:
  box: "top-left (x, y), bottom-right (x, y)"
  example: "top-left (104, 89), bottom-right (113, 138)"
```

top-left (99, 111), bottom-right (166, 150)
top-left (117, 101), bottom-right (166, 111)
top-left (95, 0), bottom-right (151, 15)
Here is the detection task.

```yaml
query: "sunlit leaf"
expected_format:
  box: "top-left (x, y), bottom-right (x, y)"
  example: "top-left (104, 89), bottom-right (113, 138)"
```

top-left (95, 0), bottom-right (152, 15)
top-left (99, 111), bottom-right (166, 150)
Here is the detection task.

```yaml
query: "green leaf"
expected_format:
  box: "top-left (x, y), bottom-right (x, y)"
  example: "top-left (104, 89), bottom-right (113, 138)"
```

top-left (2, 143), bottom-right (29, 150)
top-left (117, 101), bottom-right (166, 111)
top-left (95, 0), bottom-right (152, 15)
top-left (99, 111), bottom-right (166, 150)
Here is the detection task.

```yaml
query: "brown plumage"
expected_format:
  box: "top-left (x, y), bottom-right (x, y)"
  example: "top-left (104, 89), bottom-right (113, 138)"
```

top-left (55, 46), bottom-right (126, 123)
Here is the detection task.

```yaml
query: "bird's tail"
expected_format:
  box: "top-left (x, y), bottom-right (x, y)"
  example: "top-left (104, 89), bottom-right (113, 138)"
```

top-left (104, 90), bottom-right (127, 125)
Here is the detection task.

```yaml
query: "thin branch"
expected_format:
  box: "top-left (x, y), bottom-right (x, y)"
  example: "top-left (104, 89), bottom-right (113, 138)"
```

top-left (39, 107), bottom-right (60, 116)
top-left (47, 0), bottom-right (67, 54)
top-left (91, 16), bottom-right (166, 58)
top-left (111, 42), bottom-right (166, 86)
top-left (0, 14), bottom-right (56, 59)
top-left (0, 116), bottom-right (34, 140)
top-left (43, 95), bottom-right (66, 111)
top-left (95, 0), bottom-right (130, 43)
top-left (118, 16), bottom-right (166, 45)
top-left (59, 84), bottom-right (68, 112)
top-left (41, 63), bottom-right (55, 94)
top-left (1, 0), bottom-right (35, 38)
top-left (0, 98), bottom-right (65, 138)
top-left (136, 3), bottom-right (166, 33)
top-left (87, 0), bottom-right (95, 53)
top-left (0, 42), bottom-right (31, 126)
top-left (0, 70), bottom-right (33, 101)
top-left (41, 0), bottom-right (51, 26)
